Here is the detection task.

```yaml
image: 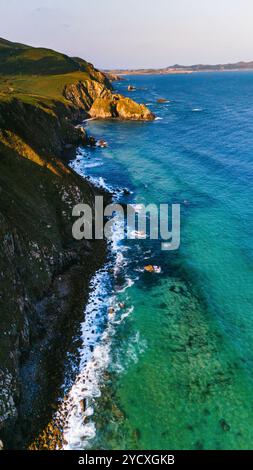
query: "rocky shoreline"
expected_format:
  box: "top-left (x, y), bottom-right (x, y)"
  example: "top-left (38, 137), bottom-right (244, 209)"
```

top-left (0, 38), bottom-right (154, 449)
top-left (0, 115), bottom-right (110, 448)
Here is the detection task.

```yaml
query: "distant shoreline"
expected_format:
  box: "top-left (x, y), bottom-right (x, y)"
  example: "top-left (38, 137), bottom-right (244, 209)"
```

top-left (105, 62), bottom-right (253, 77)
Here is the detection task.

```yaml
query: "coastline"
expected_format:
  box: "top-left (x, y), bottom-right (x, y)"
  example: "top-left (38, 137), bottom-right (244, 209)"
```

top-left (28, 144), bottom-right (126, 450)
top-left (2, 152), bottom-right (111, 449)
top-left (61, 74), bottom-right (253, 450)
top-left (0, 38), bottom-right (155, 449)
top-left (1, 0), bottom-right (253, 454)
top-left (3, 58), bottom-right (253, 451)
top-left (106, 68), bottom-right (253, 77)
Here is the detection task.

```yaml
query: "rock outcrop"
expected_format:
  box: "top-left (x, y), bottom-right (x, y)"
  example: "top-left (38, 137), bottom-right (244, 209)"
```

top-left (104, 72), bottom-right (124, 82)
top-left (64, 82), bottom-right (155, 121)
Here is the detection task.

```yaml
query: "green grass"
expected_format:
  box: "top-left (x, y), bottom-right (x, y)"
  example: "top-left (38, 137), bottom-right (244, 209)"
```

top-left (0, 37), bottom-right (91, 75)
top-left (0, 38), bottom-right (107, 111)
top-left (0, 71), bottom-right (91, 108)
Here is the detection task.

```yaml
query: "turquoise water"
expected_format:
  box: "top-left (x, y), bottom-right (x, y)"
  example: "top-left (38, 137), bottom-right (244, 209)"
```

top-left (71, 73), bottom-right (253, 449)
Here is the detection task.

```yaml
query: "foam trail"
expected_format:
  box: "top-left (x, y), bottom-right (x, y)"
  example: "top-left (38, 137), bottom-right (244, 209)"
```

top-left (58, 150), bottom-right (135, 449)
top-left (60, 268), bottom-right (113, 449)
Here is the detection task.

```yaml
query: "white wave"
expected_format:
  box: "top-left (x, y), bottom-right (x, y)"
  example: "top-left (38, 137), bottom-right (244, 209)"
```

top-left (83, 117), bottom-right (96, 122)
top-left (60, 158), bottom-right (136, 448)
top-left (192, 108), bottom-right (203, 112)
top-left (61, 264), bottom-right (135, 449)
top-left (113, 306), bottom-right (134, 325)
top-left (115, 277), bottom-right (135, 293)
top-left (129, 230), bottom-right (147, 239)
top-left (82, 161), bottom-right (103, 169)
top-left (70, 149), bottom-right (132, 197)
top-left (59, 268), bottom-right (112, 449)
top-left (155, 116), bottom-right (163, 121)
top-left (112, 331), bottom-right (147, 374)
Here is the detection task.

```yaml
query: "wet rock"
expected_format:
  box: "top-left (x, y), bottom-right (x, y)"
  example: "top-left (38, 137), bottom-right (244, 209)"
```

top-left (97, 139), bottom-right (108, 148)
top-left (157, 98), bottom-right (168, 103)
top-left (79, 399), bottom-right (85, 413)
top-left (87, 136), bottom-right (96, 147)
top-left (123, 188), bottom-right (131, 195)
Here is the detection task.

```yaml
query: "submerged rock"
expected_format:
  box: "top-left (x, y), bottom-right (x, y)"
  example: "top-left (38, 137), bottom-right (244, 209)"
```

top-left (220, 419), bottom-right (231, 432)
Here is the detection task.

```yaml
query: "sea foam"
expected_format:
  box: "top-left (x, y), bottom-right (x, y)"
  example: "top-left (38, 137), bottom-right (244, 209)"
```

top-left (58, 149), bottom-right (135, 449)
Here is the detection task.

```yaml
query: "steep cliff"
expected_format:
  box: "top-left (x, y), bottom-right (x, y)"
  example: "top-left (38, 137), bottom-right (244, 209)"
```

top-left (0, 141), bottom-right (107, 448)
top-left (64, 81), bottom-right (155, 120)
top-left (0, 37), bottom-right (154, 122)
top-left (0, 38), bottom-right (154, 449)
top-left (0, 93), bottom-right (110, 448)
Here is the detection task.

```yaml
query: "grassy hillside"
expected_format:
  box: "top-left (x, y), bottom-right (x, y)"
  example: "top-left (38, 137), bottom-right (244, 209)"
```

top-left (0, 37), bottom-right (91, 75)
top-left (0, 40), bottom-right (108, 113)
top-left (0, 38), bottom-right (153, 121)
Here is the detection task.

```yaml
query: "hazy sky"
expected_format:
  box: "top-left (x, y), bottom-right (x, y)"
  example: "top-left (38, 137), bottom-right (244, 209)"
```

top-left (0, 0), bottom-right (253, 68)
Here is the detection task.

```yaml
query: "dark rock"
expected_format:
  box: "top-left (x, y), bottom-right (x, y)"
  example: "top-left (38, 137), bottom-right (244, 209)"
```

top-left (220, 419), bottom-right (230, 432)
top-left (157, 98), bottom-right (169, 103)
top-left (123, 188), bottom-right (131, 195)
top-left (87, 136), bottom-right (96, 147)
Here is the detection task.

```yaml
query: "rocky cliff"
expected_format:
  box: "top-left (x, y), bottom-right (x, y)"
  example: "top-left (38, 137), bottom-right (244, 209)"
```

top-left (64, 80), bottom-right (154, 120)
top-left (0, 96), bottom-right (108, 449)
top-left (0, 38), bottom-right (153, 449)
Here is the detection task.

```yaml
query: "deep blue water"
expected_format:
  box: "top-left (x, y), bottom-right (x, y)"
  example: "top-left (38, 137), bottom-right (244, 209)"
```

top-left (67, 72), bottom-right (253, 449)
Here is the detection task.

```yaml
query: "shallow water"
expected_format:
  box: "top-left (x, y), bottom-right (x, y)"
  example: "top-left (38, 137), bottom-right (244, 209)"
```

top-left (65, 72), bottom-right (253, 450)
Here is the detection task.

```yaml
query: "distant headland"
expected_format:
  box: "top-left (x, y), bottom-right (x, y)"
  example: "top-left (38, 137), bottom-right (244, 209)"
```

top-left (105, 61), bottom-right (253, 76)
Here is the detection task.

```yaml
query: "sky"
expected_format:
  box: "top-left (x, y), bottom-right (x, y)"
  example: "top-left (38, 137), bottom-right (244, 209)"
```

top-left (0, 0), bottom-right (253, 69)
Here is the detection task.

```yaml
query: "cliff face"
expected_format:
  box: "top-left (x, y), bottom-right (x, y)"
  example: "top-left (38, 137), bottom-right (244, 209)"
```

top-left (0, 37), bottom-right (154, 449)
top-left (0, 99), bottom-right (107, 449)
top-left (64, 80), bottom-right (155, 120)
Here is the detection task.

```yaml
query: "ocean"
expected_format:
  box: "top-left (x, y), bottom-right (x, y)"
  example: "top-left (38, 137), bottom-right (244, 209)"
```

top-left (62, 72), bottom-right (253, 450)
